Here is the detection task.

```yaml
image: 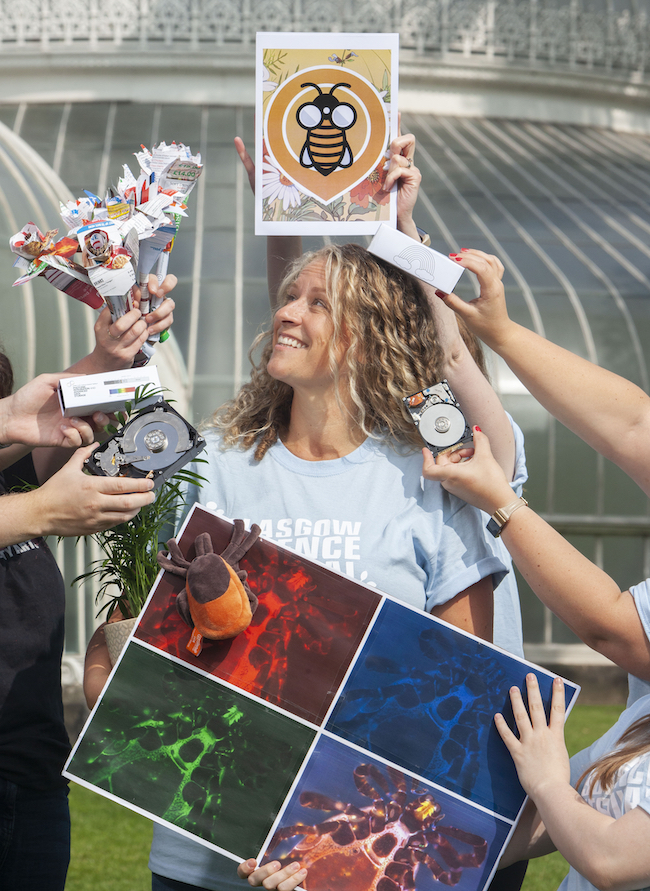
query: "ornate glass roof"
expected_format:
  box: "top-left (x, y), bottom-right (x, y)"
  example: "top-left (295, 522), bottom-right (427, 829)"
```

top-left (1, 97), bottom-right (649, 658)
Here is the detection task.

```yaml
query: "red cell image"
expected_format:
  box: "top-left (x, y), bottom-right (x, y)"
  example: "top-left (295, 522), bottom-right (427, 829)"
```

top-left (135, 505), bottom-right (382, 725)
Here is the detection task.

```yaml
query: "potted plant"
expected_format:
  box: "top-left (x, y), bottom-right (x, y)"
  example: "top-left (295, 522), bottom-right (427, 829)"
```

top-left (74, 389), bottom-right (204, 663)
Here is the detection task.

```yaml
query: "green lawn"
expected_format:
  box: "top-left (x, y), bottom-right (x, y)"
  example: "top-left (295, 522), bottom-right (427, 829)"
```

top-left (65, 703), bottom-right (625, 891)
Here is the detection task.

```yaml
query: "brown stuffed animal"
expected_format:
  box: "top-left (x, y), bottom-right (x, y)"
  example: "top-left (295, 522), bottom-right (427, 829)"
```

top-left (157, 519), bottom-right (261, 655)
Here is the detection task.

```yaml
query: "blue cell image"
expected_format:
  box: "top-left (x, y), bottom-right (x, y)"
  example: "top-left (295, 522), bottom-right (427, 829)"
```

top-left (327, 601), bottom-right (578, 820)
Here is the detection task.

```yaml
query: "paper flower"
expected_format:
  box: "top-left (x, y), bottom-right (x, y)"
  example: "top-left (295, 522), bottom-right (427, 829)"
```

top-left (262, 156), bottom-right (302, 210)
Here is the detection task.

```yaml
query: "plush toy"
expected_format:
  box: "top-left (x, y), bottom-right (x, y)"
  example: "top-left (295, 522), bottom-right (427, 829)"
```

top-left (157, 519), bottom-right (261, 655)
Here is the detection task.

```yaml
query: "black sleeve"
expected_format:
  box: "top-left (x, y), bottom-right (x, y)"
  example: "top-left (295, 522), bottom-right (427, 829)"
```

top-left (3, 454), bottom-right (38, 492)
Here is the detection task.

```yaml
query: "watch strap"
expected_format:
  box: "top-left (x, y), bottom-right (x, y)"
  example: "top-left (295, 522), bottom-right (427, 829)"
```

top-left (487, 497), bottom-right (528, 538)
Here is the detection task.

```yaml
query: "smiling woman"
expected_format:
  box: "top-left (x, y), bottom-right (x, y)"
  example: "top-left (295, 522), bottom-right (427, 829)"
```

top-left (144, 238), bottom-right (523, 891)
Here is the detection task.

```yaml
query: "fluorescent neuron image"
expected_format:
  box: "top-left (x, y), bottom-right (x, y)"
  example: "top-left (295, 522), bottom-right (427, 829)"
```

top-left (68, 643), bottom-right (315, 853)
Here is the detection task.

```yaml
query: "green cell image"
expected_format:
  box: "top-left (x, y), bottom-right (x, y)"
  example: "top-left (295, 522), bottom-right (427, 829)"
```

top-left (67, 643), bottom-right (316, 855)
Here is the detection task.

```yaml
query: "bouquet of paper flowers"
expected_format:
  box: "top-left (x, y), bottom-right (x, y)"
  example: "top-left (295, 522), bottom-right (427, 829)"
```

top-left (9, 142), bottom-right (202, 364)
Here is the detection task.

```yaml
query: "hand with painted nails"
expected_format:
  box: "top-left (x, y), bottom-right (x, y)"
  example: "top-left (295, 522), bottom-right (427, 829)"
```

top-left (421, 426), bottom-right (516, 514)
top-left (237, 857), bottom-right (308, 890)
top-left (495, 674), bottom-right (570, 801)
top-left (436, 249), bottom-right (514, 351)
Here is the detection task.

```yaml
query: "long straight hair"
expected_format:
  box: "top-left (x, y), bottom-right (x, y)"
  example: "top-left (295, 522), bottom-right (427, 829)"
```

top-left (577, 713), bottom-right (650, 797)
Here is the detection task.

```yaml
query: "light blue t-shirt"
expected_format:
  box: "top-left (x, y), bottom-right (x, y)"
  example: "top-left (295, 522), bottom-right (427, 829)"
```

top-left (558, 694), bottom-right (650, 891)
top-left (150, 430), bottom-right (525, 889)
top-left (627, 579), bottom-right (650, 706)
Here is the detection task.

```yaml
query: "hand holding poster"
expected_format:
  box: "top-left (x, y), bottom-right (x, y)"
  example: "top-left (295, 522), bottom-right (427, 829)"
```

top-left (256, 33), bottom-right (399, 235)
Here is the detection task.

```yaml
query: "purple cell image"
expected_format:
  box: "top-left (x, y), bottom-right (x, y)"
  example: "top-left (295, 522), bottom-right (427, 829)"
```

top-left (260, 735), bottom-right (511, 891)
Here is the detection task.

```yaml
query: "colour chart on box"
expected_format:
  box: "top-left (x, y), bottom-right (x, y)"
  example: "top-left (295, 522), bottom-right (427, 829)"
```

top-left (65, 504), bottom-right (579, 891)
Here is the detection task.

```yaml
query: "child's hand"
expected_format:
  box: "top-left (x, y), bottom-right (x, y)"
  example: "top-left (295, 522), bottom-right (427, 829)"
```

top-left (495, 674), bottom-right (570, 801)
top-left (422, 427), bottom-right (516, 514)
top-left (237, 858), bottom-right (307, 890)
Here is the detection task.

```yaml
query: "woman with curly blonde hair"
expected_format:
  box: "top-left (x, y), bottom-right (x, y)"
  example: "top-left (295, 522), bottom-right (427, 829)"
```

top-left (212, 242), bottom-right (445, 459)
top-left (148, 141), bottom-right (527, 891)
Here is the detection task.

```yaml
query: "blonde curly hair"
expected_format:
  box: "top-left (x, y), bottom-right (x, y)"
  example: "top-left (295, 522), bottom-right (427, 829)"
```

top-left (211, 242), bottom-right (449, 459)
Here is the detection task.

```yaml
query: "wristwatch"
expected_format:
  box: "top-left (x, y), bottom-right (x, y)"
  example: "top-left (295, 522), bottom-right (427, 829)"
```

top-left (487, 497), bottom-right (528, 538)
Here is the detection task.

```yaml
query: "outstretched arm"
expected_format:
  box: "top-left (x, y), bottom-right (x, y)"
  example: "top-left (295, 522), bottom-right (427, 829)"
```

top-left (423, 428), bottom-right (650, 680)
top-left (438, 249), bottom-right (650, 496)
top-left (0, 443), bottom-right (154, 548)
top-left (0, 373), bottom-right (99, 469)
top-left (496, 674), bottom-right (650, 891)
top-left (31, 274), bottom-right (176, 483)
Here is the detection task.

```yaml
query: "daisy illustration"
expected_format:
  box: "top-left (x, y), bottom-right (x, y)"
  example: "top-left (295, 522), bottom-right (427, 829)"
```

top-left (262, 156), bottom-right (302, 210)
top-left (263, 65), bottom-right (278, 92)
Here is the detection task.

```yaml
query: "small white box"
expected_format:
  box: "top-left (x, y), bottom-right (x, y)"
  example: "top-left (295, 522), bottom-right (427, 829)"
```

top-left (58, 366), bottom-right (162, 417)
top-left (368, 223), bottom-right (464, 294)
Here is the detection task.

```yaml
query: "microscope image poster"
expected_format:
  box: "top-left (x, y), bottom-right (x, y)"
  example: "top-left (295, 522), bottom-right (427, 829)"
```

top-left (65, 505), bottom-right (579, 891)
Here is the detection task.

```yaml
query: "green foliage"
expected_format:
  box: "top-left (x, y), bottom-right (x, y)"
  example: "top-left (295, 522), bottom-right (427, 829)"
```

top-left (73, 466), bottom-right (204, 620)
top-left (73, 385), bottom-right (205, 620)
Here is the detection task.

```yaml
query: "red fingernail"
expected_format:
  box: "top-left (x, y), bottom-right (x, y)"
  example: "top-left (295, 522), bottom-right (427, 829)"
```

top-left (474, 426), bottom-right (482, 432)
top-left (460, 248), bottom-right (469, 251)
top-left (435, 289), bottom-right (447, 298)
top-left (449, 253), bottom-right (458, 258)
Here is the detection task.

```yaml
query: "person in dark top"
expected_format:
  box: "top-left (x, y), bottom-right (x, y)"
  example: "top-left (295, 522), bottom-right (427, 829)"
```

top-left (0, 277), bottom-right (174, 891)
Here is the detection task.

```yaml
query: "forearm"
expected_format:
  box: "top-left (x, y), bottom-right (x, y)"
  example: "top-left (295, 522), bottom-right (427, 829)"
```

top-left (498, 799), bottom-right (555, 868)
top-left (267, 236), bottom-right (302, 309)
top-left (84, 623), bottom-right (112, 708)
top-left (532, 782), bottom-right (650, 891)
top-left (500, 506), bottom-right (650, 678)
top-left (0, 489), bottom-right (51, 546)
top-left (424, 285), bottom-right (516, 478)
top-left (489, 321), bottom-right (650, 494)
top-left (0, 443), bottom-right (32, 472)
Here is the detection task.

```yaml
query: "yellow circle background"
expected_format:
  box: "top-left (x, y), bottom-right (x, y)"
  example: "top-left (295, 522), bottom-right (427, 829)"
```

top-left (266, 66), bottom-right (388, 204)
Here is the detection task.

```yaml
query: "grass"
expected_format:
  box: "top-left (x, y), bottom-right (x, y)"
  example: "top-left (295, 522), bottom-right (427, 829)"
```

top-left (65, 704), bottom-right (625, 891)
top-left (66, 784), bottom-right (152, 891)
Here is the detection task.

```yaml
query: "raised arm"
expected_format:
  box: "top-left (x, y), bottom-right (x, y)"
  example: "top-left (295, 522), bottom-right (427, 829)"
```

top-left (0, 372), bottom-right (100, 470)
top-left (423, 428), bottom-right (650, 680)
top-left (438, 249), bottom-right (650, 496)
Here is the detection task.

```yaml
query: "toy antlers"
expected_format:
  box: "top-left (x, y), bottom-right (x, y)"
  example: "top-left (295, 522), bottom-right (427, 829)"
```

top-left (157, 519), bottom-right (261, 655)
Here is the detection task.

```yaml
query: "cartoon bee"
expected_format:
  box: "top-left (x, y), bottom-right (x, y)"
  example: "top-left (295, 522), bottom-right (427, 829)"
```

top-left (297, 83), bottom-right (357, 177)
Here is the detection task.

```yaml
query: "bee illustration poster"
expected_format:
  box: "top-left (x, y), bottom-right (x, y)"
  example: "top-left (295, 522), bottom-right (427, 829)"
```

top-left (256, 32), bottom-right (399, 235)
top-left (65, 506), bottom-right (579, 891)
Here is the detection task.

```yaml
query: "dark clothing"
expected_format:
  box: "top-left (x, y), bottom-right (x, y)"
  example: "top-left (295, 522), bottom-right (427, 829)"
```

top-left (0, 456), bottom-right (70, 791)
top-left (0, 778), bottom-right (69, 891)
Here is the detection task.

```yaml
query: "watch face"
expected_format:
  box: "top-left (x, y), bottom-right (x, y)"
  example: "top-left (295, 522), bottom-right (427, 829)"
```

top-left (486, 517), bottom-right (502, 538)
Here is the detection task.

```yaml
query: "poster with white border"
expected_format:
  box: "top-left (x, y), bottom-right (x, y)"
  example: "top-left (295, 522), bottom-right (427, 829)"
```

top-left (256, 32), bottom-right (399, 235)
top-left (65, 505), bottom-right (580, 891)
